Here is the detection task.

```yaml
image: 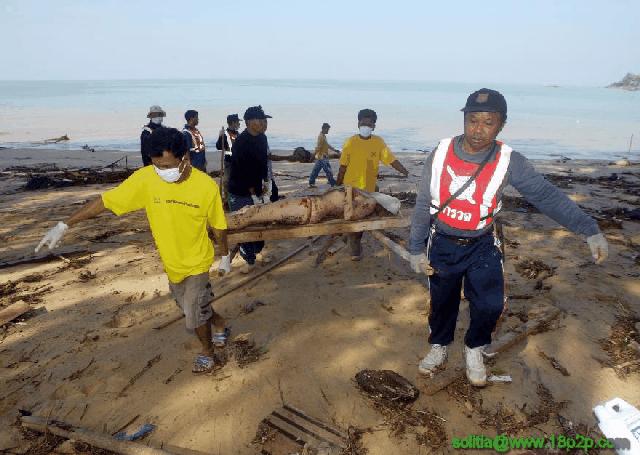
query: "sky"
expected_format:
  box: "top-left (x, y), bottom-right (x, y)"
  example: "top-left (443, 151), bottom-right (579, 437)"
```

top-left (1, 0), bottom-right (639, 85)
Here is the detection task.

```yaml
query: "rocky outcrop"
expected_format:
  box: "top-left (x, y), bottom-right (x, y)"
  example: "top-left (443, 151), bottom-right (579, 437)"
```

top-left (608, 73), bottom-right (640, 91)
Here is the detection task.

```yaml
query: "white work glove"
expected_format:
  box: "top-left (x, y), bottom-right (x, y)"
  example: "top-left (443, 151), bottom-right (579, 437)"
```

top-left (217, 255), bottom-right (231, 275)
top-left (263, 180), bottom-right (273, 202)
top-left (587, 233), bottom-right (608, 264)
top-left (251, 194), bottom-right (263, 205)
top-left (35, 221), bottom-right (69, 253)
top-left (410, 253), bottom-right (434, 276)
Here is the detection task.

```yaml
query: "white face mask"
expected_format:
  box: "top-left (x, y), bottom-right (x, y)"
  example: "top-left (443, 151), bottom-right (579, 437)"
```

top-left (151, 117), bottom-right (163, 125)
top-left (359, 126), bottom-right (373, 138)
top-left (153, 156), bottom-right (186, 183)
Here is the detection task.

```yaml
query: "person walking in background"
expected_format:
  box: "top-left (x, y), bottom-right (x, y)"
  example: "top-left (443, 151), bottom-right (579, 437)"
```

top-left (308, 122), bottom-right (338, 188)
top-left (216, 114), bottom-right (242, 203)
top-left (182, 110), bottom-right (207, 172)
top-left (227, 106), bottom-right (272, 273)
top-left (140, 105), bottom-right (166, 166)
top-left (336, 108), bottom-right (409, 260)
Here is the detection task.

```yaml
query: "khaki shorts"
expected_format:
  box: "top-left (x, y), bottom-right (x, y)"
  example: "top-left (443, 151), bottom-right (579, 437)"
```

top-left (168, 273), bottom-right (214, 330)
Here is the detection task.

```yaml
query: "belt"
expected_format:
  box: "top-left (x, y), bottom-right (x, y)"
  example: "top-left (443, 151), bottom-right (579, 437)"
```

top-left (437, 232), bottom-right (487, 246)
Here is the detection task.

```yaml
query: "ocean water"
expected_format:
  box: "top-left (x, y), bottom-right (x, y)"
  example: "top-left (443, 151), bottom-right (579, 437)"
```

top-left (0, 79), bottom-right (638, 160)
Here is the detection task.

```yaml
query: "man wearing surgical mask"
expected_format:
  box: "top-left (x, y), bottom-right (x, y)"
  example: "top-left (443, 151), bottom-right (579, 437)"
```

top-left (140, 105), bottom-right (167, 166)
top-left (35, 128), bottom-right (231, 375)
top-left (336, 108), bottom-right (409, 260)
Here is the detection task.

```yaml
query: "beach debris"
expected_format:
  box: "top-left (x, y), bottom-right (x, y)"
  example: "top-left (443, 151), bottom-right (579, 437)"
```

top-left (355, 369), bottom-right (419, 406)
top-left (19, 414), bottom-right (170, 455)
top-left (65, 357), bottom-right (95, 381)
top-left (537, 350), bottom-right (570, 376)
top-left (613, 158), bottom-right (631, 167)
top-left (514, 258), bottom-right (555, 280)
top-left (599, 312), bottom-right (640, 377)
top-left (242, 300), bottom-right (266, 315)
top-left (113, 423), bottom-right (155, 441)
top-left (43, 134), bottom-right (70, 143)
top-left (23, 168), bottom-right (134, 190)
top-left (356, 370), bottom-right (445, 444)
top-left (488, 375), bottom-right (513, 383)
top-left (78, 270), bottom-right (97, 282)
top-left (81, 144), bottom-right (96, 153)
top-left (254, 405), bottom-right (347, 454)
top-left (119, 354), bottom-right (162, 396)
top-left (0, 301), bottom-right (31, 326)
top-left (232, 335), bottom-right (267, 368)
top-left (594, 397), bottom-right (640, 454)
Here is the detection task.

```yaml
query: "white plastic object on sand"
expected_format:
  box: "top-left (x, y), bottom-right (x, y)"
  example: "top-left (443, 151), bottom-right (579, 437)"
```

top-left (593, 397), bottom-right (640, 454)
top-left (487, 375), bottom-right (512, 383)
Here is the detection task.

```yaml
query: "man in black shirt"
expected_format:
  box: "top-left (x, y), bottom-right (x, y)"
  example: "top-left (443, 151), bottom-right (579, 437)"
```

top-left (216, 114), bottom-right (242, 203)
top-left (140, 105), bottom-right (166, 166)
top-left (227, 106), bottom-right (272, 273)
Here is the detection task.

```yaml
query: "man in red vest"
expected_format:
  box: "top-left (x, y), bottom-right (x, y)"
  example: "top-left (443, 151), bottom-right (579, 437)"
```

top-left (408, 88), bottom-right (608, 387)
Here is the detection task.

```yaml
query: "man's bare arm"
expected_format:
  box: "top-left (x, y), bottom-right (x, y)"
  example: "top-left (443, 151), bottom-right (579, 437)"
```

top-left (336, 165), bottom-right (347, 186)
top-left (390, 160), bottom-right (409, 177)
top-left (67, 197), bottom-right (108, 226)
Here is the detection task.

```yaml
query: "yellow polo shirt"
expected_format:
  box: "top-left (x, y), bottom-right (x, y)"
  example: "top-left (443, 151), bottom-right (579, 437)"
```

top-left (102, 166), bottom-right (227, 284)
top-left (339, 134), bottom-right (397, 191)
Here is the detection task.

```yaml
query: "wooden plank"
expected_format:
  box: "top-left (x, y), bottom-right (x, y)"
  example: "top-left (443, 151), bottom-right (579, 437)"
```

top-left (0, 247), bottom-right (90, 270)
top-left (0, 301), bottom-right (31, 326)
top-left (369, 231), bottom-right (434, 275)
top-left (226, 216), bottom-right (409, 243)
top-left (418, 306), bottom-right (562, 396)
top-left (20, 415), bottom-right (171, 455)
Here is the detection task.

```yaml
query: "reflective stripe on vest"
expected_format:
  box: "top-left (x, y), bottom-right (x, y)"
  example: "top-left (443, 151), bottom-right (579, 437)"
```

top-left (183, 127), bottom-right (205, 153)
top-left (429, 137), bottom-right (512, 230)
top-left (224, 131), bottom-right (233, 156)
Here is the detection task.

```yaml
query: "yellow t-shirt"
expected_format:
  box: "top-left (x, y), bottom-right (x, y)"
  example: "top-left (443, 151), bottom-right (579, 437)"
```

top-left (102, 166), bottom-right (227, 284)
top-left (339, 134), bottom-right (397, 191)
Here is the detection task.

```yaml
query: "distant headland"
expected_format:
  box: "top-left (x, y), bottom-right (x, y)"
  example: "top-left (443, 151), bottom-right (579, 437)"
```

top-left (607, 73), bottom-right (640, 91)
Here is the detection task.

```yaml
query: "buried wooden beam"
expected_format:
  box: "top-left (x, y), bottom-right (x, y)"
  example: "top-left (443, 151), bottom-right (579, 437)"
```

top-left (20, 414), bottom-right (172, 455)
top-left (153, 237), bottom-right (321, 330)
top-left (0, 247), bottom-right (90, 270)
top-left (418, 305), bottom-right (562, 396)
top-left (0, 301), bottom-right (31, 326)
top-left (226, 216), bottom-right (409, 243)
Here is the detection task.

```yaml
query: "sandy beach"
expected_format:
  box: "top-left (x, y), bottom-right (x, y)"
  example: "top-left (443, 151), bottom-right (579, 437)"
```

top-left (0, 148), bottom-right (639, 454)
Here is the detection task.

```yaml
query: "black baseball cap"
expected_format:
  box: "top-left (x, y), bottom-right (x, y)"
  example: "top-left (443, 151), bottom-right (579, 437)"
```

top-left (227, 114), bottom-right (241, 123)
top-left (243, 105), bottom-right (272, 121)
top-left (461, 88), bottom-right (507, 117)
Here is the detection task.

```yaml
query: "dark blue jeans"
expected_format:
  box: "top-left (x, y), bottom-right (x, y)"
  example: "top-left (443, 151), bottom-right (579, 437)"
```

top-left (308, 159), bottom-right (336, 186)
top-left (228, 193), bottom-right (264, 265)
top-left (427, 232), bottom-right (504, 349)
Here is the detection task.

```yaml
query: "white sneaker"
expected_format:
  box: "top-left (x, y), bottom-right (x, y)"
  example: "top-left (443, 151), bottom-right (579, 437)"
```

top-left (256, 252), bottom-right (272, 264)
top-left (464, 345), bottom-right (487, 387)
top-left (241, 262), bottom-right (255, 274)
top-left (418, 344), bottom-right (447, 375)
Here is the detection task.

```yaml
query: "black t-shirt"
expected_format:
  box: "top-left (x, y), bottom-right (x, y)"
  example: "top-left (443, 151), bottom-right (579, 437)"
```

top-left (227, 129), bottom-right (268, 197)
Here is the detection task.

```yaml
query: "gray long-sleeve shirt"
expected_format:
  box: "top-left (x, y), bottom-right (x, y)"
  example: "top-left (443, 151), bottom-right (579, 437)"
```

top-left (408, 136), bottom-right (600, 254)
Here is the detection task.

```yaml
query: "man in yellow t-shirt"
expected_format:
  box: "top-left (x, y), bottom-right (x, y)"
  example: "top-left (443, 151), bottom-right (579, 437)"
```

top-left (336, 108), bottom-right (409, 260)
top-left (35, 128), bottom-right (230, 374)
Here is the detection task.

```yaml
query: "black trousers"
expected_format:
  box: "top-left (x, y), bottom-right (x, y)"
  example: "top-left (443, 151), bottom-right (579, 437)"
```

top-left (427, 232), bottom-right (504, 349)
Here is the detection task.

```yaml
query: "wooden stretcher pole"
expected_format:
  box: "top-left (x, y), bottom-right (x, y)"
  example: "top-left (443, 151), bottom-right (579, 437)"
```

top-left (369, 231), bottom-right (434, 275)
top-left (219, 125), bottom-right (226, 203)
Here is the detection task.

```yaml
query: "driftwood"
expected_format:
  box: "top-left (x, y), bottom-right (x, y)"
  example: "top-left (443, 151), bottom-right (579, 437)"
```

top-left (20, 414), bottom-right (171, 455)
top-left (0, 247), bottom-right (90, 269)
top-left (0, 301), bottom-right (31, 325)
top-left (153, 237), bottom-right (321, 329)
top-left (419, 305), bottom-right (562, 396)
